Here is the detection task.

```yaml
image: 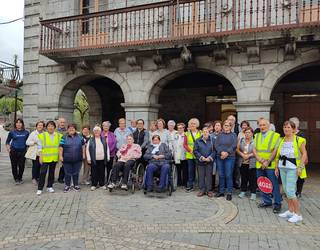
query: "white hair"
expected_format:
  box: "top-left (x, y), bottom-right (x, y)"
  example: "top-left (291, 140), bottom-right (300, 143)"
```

top-left (289, 117), bottom-right (300, 129)
top-left (93, 126), bottom-right (101, 132)
top-left (102, 121), bottom-right (111, 127)
top-left (167, 120), bottom-right (176, 126)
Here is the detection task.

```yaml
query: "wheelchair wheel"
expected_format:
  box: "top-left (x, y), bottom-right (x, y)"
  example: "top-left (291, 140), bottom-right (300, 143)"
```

top-left (135, 163), bottom-right (145, 190)
top-left (167, 182), bottom-right (172, 196)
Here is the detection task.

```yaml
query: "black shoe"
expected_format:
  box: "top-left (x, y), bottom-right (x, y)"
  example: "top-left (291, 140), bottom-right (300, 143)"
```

top-left (185, 187), bottom-right (194, 192)
top-left (19, 179), bottom-right (24, 184)
top-left (214, 192), bottom-right (224, 197)
top-left (156, 187), bottom-right (165, 193)
top-left (273, 206), bottom-right (281, 214)
top-left (58, 179), bottom-right (64, 184)
top-left (226, 194), bottom-right (232, 201)
top-left (296, 192), bottom-right (302, 198)
top-left (258, 203), bottom-right (272, 208)
top-left (15, 180), bottom-right (20, 185)
top-left (147, 187), bottom-right (153, 193)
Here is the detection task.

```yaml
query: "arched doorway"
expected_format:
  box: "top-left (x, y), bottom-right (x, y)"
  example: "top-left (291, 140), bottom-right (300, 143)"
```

top-left (271, 64), bottom-right (320, 164)
top-left (156, 70), bottom-right (237, 125)
top-left (59, 74), bottom-right (125, 130)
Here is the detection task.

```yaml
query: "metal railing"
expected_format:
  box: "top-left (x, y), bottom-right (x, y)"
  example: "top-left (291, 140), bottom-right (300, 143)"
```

top-left (40, 0), bottom-right (320, 54)
top-left (0, 61), bottom-right (20, 86)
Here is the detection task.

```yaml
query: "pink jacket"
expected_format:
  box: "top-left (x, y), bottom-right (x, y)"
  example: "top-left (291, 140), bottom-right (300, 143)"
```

top-left (116, 143), bottom-right (142, 162)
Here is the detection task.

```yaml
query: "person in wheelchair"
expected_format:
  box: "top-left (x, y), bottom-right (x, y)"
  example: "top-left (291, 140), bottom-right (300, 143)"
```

top-left (107, 135), bottom-right (142, 191)
top-left (144, 135), bottom-right (172, 193)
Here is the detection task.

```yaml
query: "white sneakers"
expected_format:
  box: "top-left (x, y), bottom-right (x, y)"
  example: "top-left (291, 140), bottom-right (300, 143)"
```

top-left (36, 188), bottom-right (54, 195)
top-left (279, 210), bottom-right (294, 218)
top-left (288, 214), bottom-right (303, 223)
top-left (121, 184), bottom-right (128, 190)
top-left (90, 186), bottom-right (96, 191)
top-left (238, 192), bottom-right (246, 198)
top-left (107, 183), bottom-right (115, 189)
top-left (47, 187), bottom-right (55, 193)
top-left (279, 210), bottom-right (303, 223)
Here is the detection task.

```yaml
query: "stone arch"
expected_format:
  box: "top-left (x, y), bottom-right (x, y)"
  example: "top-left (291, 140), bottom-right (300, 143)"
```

top-left (262, 53), bottom-right (320, 100)
top-left (148, 66), bottom-right (242, 104)
top-left (58, 73), bottom-right (125, 129)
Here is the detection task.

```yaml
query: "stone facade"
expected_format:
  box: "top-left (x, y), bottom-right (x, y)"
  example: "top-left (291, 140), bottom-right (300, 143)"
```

top-left (23, 0), bottom-right (320, 129)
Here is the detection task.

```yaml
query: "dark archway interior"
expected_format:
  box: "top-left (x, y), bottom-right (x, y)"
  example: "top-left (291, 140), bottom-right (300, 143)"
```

top-left (159, 71), bottom-right (237, 125)
top-left (89, 77), bottom-right (125, 130)
top-left (271, 64), bottom-right (320, 164)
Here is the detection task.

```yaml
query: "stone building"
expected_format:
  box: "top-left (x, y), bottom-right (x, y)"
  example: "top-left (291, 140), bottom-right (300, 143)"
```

top-left (24, 0), bottom-right (320, 163)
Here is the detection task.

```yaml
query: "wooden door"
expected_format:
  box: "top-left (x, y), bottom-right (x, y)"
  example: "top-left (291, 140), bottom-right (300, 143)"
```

top-left (80, 0), bottom-right (108, 47)
top-left (173, 1), bottom-right (215, 37)
top-left (284, 95), bottom-right (320, 163)
top-left (206, 102), bottom-right (221, 122)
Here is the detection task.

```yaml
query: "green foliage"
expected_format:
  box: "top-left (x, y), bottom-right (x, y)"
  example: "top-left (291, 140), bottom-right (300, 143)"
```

top-left (0, 96), bottom-right (23, 115)
top-left (73, 89), bottom-right (89, 128)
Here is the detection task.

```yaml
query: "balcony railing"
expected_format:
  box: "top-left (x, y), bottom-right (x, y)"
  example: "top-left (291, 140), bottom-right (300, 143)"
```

top-left (0, 61), bottom-right (20, 87)
top-left (40, 0), bottom-right (320, 55)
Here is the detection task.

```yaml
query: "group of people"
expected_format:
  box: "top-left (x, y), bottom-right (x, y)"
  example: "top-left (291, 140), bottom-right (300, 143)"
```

top-left (5, 114), bottom-right (308, 223)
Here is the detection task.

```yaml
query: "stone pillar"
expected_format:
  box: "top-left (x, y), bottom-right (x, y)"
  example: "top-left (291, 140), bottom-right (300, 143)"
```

top-left (121, 103), bottom-right (161, 128)
top-left (233, 101), bottom-right (274, 130)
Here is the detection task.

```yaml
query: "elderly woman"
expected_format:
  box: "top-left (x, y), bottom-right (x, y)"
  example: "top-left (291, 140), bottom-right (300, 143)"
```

top-left (167, 120), bottom-right (176, 151)
top-left (144, 135), bottom-right (172, 192)
top-left (81, 125), bottom-right (91, 185)
top-left (194, 126), bottom-right (215, 198)
top-left (26, 121), bottom-right (45, 185)
top-left (108, 135), bottom-right (142, 190)
top-left (184, 118), bottom-right (202, 192)
top-left (114, 118), bottom-right (132, 150)
top-left (211, 120), bottom-right (223, 190)
top-left (101, 121), bottom-right (117, 182)
top-left (276, 121), bottom-right (307, 223)
top-left (59, 124), bottom-right (85, 192)
top-left (153, 118), bottom-right (170, 145)
top-left (289, 117), bottom-right (307, 198)
top-left (86, 126), bottom-right (109, 191)
top-left (173, 123), bottom-right (187, 187)
top-left (214, 120), bottom-right (237, 201)
top-left (238, 120), bottom-right (250, 141)
top-left (236, 127), bottom-right (257, 200)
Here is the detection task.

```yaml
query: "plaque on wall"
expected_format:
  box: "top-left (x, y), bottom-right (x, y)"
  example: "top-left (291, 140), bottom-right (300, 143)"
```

top-left (316, 121), bottom-right (320, 129)
top-left (241, 69), bottom-right (265, 81)
top-left (300, 121), bottom-right (308, 130)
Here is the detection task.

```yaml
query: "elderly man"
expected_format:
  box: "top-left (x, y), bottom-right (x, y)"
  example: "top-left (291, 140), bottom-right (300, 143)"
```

top-left (114, 118), bottom-right (132, 150)
top-left (253, 118), bottom-right (281, 213)
top-left (57, 117), bottom-right (67, 184)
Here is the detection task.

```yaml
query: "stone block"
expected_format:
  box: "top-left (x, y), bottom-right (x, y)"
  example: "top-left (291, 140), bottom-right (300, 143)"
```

top-left (24, 26), bottom-right (40, 39)
top-left (260, 49), bottom-right (278, 64)
top-left (231, 52), bottom-right (248, 66)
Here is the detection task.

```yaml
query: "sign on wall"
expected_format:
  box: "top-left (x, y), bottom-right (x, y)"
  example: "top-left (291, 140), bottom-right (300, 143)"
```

top-left (241, 69), bottom-right (265, 81)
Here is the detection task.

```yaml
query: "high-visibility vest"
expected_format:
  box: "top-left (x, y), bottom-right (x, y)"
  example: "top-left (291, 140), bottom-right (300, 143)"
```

top-left (276, 135), bottom-right (307, 179)
top-left (38, 132), bottom-right (62, 163)
top-left (185, 130), bottom-right (202, 159)
top-left (255, 130), bottom-right (280, 169)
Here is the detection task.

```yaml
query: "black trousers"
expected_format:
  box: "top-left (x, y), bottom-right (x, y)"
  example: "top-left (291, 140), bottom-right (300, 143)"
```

top-left (233, 157), bottom-right (241, 188)
top-left (9, 150), bottom-right (26, 181)
top-left (176, 160), bottom-right (188, 187)
top-left (105, 157), bottom-right (114, 184)
top-left (32, 156), bottom-right (41, 180)
top-left (58, 164), bottom-right (65, 181)
top-left (240, 164), bottom-right (257, 193)
top-left (296, 177), bottom-right (305, 194)
top-left (38, 162), bottom-right (57, 190)
top-left (111, 160), bottom-right (135, 184)
top-left (91, 160), bottom-right (105, 187)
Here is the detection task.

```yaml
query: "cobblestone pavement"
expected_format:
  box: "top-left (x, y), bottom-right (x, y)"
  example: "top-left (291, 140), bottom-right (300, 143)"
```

top-left (0, 129), bottom-right (320, 249)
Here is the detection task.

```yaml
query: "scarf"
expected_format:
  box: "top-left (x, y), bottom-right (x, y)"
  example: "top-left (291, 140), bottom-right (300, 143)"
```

top-left (151, 143), bottom-right (160, 155)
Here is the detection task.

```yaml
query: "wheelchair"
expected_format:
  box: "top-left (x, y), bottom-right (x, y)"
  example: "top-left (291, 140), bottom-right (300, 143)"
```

top-left (142, 160), bottom-right (178, 196)
top-left (107, 159), bottom-right (145, 194)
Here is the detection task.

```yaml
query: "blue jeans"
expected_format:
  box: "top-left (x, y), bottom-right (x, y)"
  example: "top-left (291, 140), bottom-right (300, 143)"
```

top-left (280, 168), bottom-right (298, 199)
top-left (217, 157), bottom-right (235, 194)
top-left (256, 168), bottom-right (282, 208)
top-left (146, 162), bottom-right (170, 189)
top-left (187, 159), bottom-right (196, 188)
top-left (63, 161), bottom-right (82, 187)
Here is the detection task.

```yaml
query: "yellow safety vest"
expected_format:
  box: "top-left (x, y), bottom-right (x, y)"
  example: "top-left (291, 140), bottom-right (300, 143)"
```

top-left (255, 131), bottom-right (280, 169)
top-left (38, 132), bottom-right (62, 163)
top-left (185, 130), bottom-right (202, 159)
top-left (276, 135), bottom-right (307, 179)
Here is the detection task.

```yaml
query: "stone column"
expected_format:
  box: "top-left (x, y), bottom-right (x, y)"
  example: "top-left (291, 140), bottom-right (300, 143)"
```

top-left (233, 101), bottom-right (274, 129)
top-left (121, 103), bottom-right (161, 128)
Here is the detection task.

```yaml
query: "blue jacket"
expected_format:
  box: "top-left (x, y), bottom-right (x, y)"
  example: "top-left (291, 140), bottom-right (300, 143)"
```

top-left (60, 134), bottom-right (84, 163)
top-left (88, 136), bottom-right (109, 166)
top-left (144, 143), bottom-right (172, 164)
top-left (194, 136), bottom-right (215, 166)
top-left (6, 129), bottom-right (29, 152)
top-left (214, 132), bottom-right (237, 159)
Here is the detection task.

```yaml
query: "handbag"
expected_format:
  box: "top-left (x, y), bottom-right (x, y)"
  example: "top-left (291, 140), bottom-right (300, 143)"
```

top-left (25, 145), bottom-right (37, 160)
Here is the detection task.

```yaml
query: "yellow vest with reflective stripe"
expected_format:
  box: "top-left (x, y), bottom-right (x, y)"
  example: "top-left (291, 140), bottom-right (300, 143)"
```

top-left (276, 135), bottom-right (307, 179)
top-left (255, 131), bottom-right (280, 169)
top-left (38, 132), bottom-right (62, 163)
top-left (185, 131), bottom-right (202, 159)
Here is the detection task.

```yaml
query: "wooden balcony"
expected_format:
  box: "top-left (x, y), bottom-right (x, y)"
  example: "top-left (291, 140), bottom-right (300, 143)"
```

top-left (40, 0), bottom-right (320, 58)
